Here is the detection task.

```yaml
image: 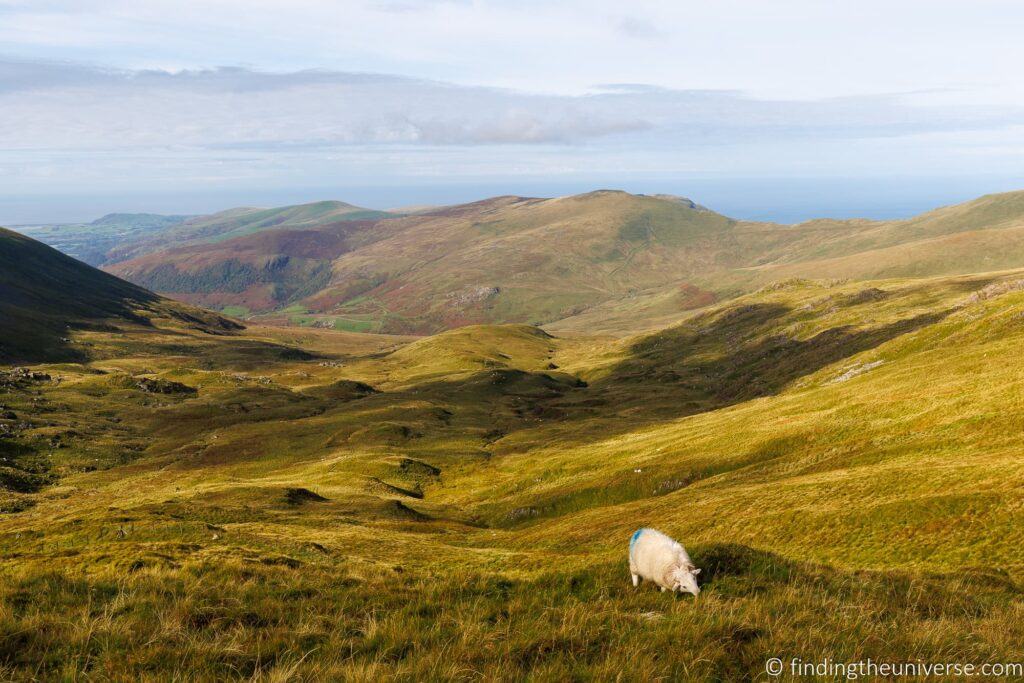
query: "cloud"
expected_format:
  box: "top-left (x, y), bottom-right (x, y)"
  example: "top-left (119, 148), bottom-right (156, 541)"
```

top-left (1, 58), bottom-right (1020, 155)
top-left (3, 56), bottom-right (1024, 221)
top-left (0, 59), bottom-right (658, 148)
top-left (614, 16), bottom-right (666, 40)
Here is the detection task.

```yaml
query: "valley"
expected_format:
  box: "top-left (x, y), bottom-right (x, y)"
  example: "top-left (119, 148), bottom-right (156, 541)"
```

top-left (3, 199), bottom-right (1024, 677)
top-left (24, 189), bottom-right (1023, 338)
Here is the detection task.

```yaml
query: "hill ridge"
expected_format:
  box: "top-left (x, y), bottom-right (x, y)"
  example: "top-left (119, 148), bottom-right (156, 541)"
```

top-left (83, 187), bottom-right (1024, 335)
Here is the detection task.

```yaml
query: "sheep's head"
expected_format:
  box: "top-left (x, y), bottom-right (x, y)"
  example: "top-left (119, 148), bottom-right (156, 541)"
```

top-left (669, 564), bottom-right (701, 596)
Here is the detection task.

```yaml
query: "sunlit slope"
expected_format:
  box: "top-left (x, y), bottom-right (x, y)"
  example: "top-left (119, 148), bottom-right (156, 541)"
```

top-left (104, 188), bottom-right (1024, 336)
top-left (3, 270), bottom-right (1024, 678)
top-left (107, 218), bottom-right (397, 312)
top-left (106, 191), bottom-right (755, 330)
top-left (7, 270), bottom-right (1024, 569)
top-left (308, 192), bottom-right (751, 332)
top-left (105, 191), bottom-right (833, 332)
top-left (551, 191), bottom-right (1024, 335)
top-left (789, 189), bottom-right (1024, 260)
top-left (435, 274), bottom-right (1024, 570)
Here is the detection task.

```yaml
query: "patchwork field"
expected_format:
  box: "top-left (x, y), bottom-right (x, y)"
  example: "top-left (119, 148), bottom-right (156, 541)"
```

top-left (3, 230), bottom-right (1024, 678)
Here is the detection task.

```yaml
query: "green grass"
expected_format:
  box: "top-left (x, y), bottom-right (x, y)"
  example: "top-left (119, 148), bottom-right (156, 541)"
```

top-left (3, 548), bottom-right (1020, 681)
top-left (220, 305), bottom-right (251, 318)
top-left (332, 317), bottom-right (376, 333)
top-left (4, 264), bottom-right (1024, 678)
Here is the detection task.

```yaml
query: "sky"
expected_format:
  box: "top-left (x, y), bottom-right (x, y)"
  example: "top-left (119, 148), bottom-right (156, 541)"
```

top-left (2, 0), bottom-right (1024, 223)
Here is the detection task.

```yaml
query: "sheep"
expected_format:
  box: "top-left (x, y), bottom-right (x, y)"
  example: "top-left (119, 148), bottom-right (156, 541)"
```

top-left (628, 528), bottom-right (701, 595)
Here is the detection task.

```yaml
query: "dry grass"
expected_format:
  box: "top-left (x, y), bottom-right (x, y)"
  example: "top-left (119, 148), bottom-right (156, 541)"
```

top-left (4, 269), bottom-right (1024, 678)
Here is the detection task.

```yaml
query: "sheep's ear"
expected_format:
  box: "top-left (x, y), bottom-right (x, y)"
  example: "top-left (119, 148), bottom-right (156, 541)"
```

top-left (691, 568), bottom-right (701, 575)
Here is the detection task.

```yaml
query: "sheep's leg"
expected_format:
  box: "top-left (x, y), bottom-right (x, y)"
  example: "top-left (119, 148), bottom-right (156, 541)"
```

top-left (660, 586), bottom-right (666, 592)
top-left (630, 572), bottom-right (640, 587)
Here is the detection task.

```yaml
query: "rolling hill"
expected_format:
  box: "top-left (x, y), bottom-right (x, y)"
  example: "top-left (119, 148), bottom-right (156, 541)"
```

top-left (102, 189), bottom-right (1024, 335)
top-left (3, 257), bottom-right (1024, 678)
top-left (0, 227), bottom-right (240, 363)
top-left (11, 201), bottom-right (393, 270)
top-left (103, 191), bottom-right (785, 332)
top-left (102, 200), bottom-right (394, 265)
top-left (6, 189), bottom-right (1024, 678)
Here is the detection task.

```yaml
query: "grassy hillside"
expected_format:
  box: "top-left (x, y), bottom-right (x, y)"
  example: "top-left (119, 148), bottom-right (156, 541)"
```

top-left (105, 200), bottom-right (394, 265)
top-left (3, 261), bottom-right (1024, 678)
top-left (108, 218), bottom-right (406, 313)
top-left (103, 189), bottom-right (1024, 336)
top-left (106, 191), bottom-right (791, 331)
top-left (0, 228), bottom-right (239, 363)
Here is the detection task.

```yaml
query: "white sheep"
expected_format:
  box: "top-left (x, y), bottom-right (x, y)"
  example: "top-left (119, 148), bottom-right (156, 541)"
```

top-left (628, 528), bottom-right (701, 595)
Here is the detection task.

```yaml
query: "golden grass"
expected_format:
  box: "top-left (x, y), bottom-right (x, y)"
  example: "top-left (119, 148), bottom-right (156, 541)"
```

top-left (4, 269), bottom-right (1024, 678)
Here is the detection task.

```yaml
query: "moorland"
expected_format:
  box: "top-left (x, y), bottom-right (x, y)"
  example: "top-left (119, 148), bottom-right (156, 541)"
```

top-left (3, 192), bottom-right (1024, 680)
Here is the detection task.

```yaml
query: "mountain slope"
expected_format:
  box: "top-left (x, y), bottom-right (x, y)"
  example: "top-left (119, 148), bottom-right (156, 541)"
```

top-left (103, 188), bottom-right (1024, 336)
top-left (107, 217), bottom-right (408, 313)
top-left (106, 191), bottom-right (805, 332)
top-left (3, 266), bottom-right (1024, 678)
top-left (104, 200), bottom-right (393, 264)
top-left (0, 227), bottom-right (239, 363)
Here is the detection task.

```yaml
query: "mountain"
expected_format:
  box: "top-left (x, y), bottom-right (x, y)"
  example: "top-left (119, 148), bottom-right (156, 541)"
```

top-left (12, 213), bottom-right (191, 266)
top-left (729, 190), bottom-right (1024, 284)
top-left (105, 190), bottom-right (810, 333)
top-left (0, 227), bottom-right (239, 363)
top-left (103, 188), bottom-right (1024, 335)
top-left (103, 200), bottom-right (394, 264)
top-left (12, 201), bottom-right (391, 269)
top-left (107, 215), bottom-right (395, 315)
top-left (90, 213), bottom-right (192, 229)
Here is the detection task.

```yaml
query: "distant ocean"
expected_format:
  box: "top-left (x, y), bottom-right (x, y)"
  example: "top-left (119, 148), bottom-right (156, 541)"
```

top-left (4, 175), bottom-right (1023, 226)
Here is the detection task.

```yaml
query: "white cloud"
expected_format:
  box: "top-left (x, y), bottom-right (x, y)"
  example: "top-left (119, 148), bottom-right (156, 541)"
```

top-left (2, 59), bottom-right (1020, 154)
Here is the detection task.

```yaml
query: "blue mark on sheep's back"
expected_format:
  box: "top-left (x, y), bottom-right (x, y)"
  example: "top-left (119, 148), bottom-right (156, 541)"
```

top-left (630, 528), bottom-right (644, 550)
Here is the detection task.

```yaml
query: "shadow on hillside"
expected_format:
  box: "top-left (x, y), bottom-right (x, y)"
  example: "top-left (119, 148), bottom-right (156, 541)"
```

top-left (0, 227), bottom-right (247, 364)
top-left (0, 297), bottom-right (247, 365)
top-left (596, 302), bottom-right (950, 405)
top-left (566, 542), bottom-right (1019, 608)
top-left (377, 301), bottom-right (957, 456)
top-left (549, 301), bottom-right (954, 445)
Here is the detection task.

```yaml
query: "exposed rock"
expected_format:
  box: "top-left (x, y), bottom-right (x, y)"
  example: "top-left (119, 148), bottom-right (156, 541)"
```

top-left (506, 506), bottom-right (540, 522)
top-left (831, 360), bottom-right (884, 384)
top-left (135, 377), bottom-right (197, 395)
top-left (284, 487), bottom-right (328, 506)
top-left (968, 279), bottom-right (1024, 303)
top-left (0, 368), bottom-right (51, 389)
top-left (446, 286), bottom-right (500, 308)
top-left (398, 458), bottom-right (441, 479)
